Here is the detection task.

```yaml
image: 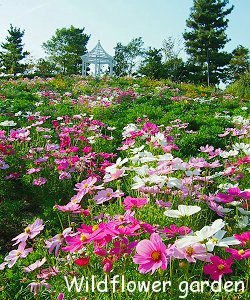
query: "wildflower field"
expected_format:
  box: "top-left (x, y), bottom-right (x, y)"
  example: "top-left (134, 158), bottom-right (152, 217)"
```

top-left (0, 76), bottom-right (249, 300)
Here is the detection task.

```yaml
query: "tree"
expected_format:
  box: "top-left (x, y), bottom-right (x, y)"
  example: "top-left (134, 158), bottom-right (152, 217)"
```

top-left (113, 37), bottom-right (145, 76)
top-left (42, 26), bottom-right (90, 75)
top-left (183, 0), bottom-right (234, 85)
top-left (35, 58), bottom-right (59, 76)
top-left (228, 45), bottom-right (250, 82)
top-left (0, 24), bottom-right (29, 75)
top-left (139, 48), bottom-right (164, 79)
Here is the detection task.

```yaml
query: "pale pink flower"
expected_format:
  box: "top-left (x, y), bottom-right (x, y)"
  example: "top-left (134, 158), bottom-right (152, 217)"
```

top-left (94, 188), bottom-right (123, 204)
top-left (24, 257), bottom-right (46, 273)
top-left (173, 244), bottom-right (212, 263)
top-left (3, 242), bottom-right (33, 268)
top-left (12, 219), bottom-right (44, 245)
top-left (33, 177), bottom-right (47, 186)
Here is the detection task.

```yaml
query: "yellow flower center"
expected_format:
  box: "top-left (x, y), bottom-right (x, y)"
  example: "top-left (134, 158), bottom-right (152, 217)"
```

top-left (106, 192), bottom-right (111, 197)
top-left (211, 238), bottom-right (219, 244)
top-left (15, 251), bottom-right (21, 257)
top-left (83, 183), bottom-right (88, 188)
top-left (25, 227), bottom-right (31, 234)
top-left (185, 246), bottom-right (195, 257)
top-left (217, 264), bottom-right (225, 271)
top-left (238, 249), bottom-right (245, 255)
top-left (151, 251), bottom-right (161, 261)
top-left (92, 225), bottom-right (99, 231)
top-left (80, 234), bottom-right (87, 242)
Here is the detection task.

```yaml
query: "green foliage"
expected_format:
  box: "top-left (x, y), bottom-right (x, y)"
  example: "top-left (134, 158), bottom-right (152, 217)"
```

top-left (42, 25), bottom-right (90, 75)
top-left (225, 71), bottom-right (250, 99)
top-left (139, 48), bottom-right (164, 79)
top-left (183, 0), bottom-right (234, 85)
top-left (228, 45), bottom-right (250, 82)
top-left (0, 24), bottom-right (29, 75)
top-left (113, 37), bottom-right (145, 76)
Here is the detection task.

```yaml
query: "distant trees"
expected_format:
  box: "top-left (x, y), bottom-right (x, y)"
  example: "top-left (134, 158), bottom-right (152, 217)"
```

top-left (113, 37), bottom-right (145, 76)
top-left (183, 0), bottom-right (234, 85)
top-left (0, 24), bottom-right (29, 75)
top-left (228, 45), bottom-right (250, 82)
top-left (42, 26), bottom-right (90, 75)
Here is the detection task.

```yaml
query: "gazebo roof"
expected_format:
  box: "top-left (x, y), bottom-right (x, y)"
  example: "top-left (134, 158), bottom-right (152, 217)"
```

top-left (81, 40), bottom-right (113, 64)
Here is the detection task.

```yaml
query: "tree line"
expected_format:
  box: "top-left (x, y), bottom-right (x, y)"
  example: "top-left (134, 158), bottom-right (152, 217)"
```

top-left (0, 0), bottom-right (249, 85)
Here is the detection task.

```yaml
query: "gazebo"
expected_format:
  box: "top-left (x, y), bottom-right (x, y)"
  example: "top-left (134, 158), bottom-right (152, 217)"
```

top-left (81, 40), bottom-right (114, 76)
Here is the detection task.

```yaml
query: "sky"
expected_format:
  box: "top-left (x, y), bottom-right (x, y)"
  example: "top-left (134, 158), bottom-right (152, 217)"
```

top-left (0, 0), bottom-right (249, 61)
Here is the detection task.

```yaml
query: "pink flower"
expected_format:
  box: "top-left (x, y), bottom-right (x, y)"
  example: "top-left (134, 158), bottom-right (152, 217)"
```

top-left (160, 225), bottom-right (192, 238)
top-left (12, 219), bottom-right (44, 245)
top-left (57, 293), bottom-right (64, 300)
top-left (155, 200), bottom-right (171, 208)
top-left (123, 196), bottom-right (148, 210)
top-left (28, 280), bottom-right (50, 296)
top-left (173, 244), bottom-right (212, 263)
top-left (33, 177), bottom-right (47, 186)
top-left (94, 188), bottom-right (123, 204)
top-left (37, 267), bottom-right (59, 280)
top-left (24, 257), bottom-right (46, 273)
top-left (234, 231), bottom-right (250, 246)
top-left (74, 177), bottom-right (97, 195)
top-left (110, 237), bottom-right (138, 257)
top-left (3, 242), bottom-right (33, 268)
top-left (133, 233), bottom-right (171, 274)
top-left (45, 228), bottom-right (72, 256)
top-left (226, 248), bottom-right (250, 260)
top-left (203, 256), bottom-right (233, 280)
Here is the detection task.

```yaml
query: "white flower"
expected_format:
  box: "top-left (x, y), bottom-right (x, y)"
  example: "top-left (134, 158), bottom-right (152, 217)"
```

top-left (167, 177), bottom-right (182, 189)
top-left (185, 169), bottom-right (201, 177)
top-left (0, 120), bottom-right (17, 127)
top-left (164, 205), bottom-right (201, 219)
top-left (238, 207), bottom-right (250, 216)
top-left (131, 176), bottom-right (147, 189)
top-left (130, 145), bottom-right (145, 154)
top-left (105, 157), bottom-right (128, 174)
top-left (148, 174), bottom-right (167, 187)
top-left (233, 143), bottom-right (250, 155)
top-left (175, 219), bottom-right (225, 248)
top-left (237, 216), bottom-right (249, 228)
top-left (206, 230), bottom-right (240, 252)
top-left (219, 150), bottom-right (239, 158)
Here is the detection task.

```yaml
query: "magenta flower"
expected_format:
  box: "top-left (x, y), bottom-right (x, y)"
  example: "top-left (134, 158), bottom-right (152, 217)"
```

top-left (3, 242), bottom-right (33, 268)
top-left (133, 233), bottom-right (171, 274)
top-left (12, 219), bottom-right (44, 245)
top-left (226, 248), bottom-right (250, 260)
top-left (203, 256), bottom-right (233, 280)
top-left (234, 231), bottom-right (250, 246)
top-left (160, 225), bottom-right (192, 238)
top-left (123, 196), bottom-right (148, 210)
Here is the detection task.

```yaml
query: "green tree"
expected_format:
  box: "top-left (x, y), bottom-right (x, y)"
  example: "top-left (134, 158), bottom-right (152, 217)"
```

top-left (35, 58), bottom-right (59, 76)
top-left (183, 0), bottom-right (234, 85)
top-left (0, 24), bottom-right (29, 75)
top-left (228, 45), bottom-right (250, 82)
top-left (113, 37), bottom-right (145, 76)
top-left (139, 48), bottom-right (164, 79)
top-left (42, 26), bottom-right (90, 75)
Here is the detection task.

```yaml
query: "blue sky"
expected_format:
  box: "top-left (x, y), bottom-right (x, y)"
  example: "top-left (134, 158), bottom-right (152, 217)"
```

top-left (0, 0), bottom-right (249, 60)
